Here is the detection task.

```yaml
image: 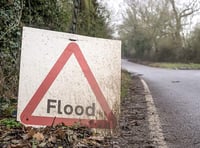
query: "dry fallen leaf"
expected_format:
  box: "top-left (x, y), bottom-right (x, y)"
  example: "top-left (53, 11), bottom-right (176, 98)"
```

top-left (88, 136), bottom-right (104, 142)
top-left (48, 136), bottom-right (57, 143)
top-left (33, 132), bottom-right (44, 141)
top-left (55, 128), bottom-right (65, 139)
top-left (27, 128), bottom-right (36, 139)
top-left (39, 142), bottom-right (46, 147)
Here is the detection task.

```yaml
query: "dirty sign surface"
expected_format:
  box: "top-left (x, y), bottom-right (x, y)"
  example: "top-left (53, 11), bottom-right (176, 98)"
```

top-left (17, 27), bottom-right (121, 129)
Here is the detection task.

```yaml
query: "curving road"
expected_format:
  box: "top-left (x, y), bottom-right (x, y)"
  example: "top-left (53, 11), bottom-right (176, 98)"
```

top-left (122, 59), bottom-right (200, 148)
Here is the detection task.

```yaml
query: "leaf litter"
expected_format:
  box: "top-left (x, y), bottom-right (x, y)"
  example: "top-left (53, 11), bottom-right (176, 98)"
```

top-left (0, 123), bottom-right (111, 148)
top-left (0, 73), bottom-right (157, 147)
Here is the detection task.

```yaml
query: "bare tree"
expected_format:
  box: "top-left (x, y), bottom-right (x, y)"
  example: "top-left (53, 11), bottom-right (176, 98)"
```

top-left (121, 0), bottom-right (200, 61)
top-left (122, 0), bottom-right (172, 50)
top-left (168, 0), bottom-right (199, 46)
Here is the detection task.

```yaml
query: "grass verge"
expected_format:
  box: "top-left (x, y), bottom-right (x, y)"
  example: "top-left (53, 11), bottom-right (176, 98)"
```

top-left (149, 62), bottom-right (200, 70)
top-left (121, 70), bottom-right (132, 98)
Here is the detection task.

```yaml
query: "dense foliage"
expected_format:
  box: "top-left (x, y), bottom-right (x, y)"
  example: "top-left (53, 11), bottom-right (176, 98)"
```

top-left (0, 0), bottom-right (113, 99)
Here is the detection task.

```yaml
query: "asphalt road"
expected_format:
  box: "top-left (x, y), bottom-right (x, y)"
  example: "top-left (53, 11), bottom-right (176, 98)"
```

top-left (122, 59), bottom-right (200, 148)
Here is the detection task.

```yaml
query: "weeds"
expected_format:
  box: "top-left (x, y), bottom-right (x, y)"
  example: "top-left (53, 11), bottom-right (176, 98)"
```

top-left (0, 118), bottom-right (21, 128)
top-left (121, 70), bottom-right (132, 98)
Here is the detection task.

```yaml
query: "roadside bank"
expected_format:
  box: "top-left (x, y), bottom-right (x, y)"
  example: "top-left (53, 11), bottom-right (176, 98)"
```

top-left (0, 72), bottom-right (167, 147)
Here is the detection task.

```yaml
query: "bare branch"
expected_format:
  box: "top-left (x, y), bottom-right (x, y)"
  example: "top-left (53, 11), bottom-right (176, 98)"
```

top-left (180, 0), bottom-right (199, 18)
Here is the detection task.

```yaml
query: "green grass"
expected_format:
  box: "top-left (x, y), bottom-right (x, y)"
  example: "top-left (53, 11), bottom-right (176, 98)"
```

top-left (0, 118), bottom-right (21, 128)
top-left (121, 70), bottom-right (132, 98)
top-left (149, 63), bottom-right (200, 70)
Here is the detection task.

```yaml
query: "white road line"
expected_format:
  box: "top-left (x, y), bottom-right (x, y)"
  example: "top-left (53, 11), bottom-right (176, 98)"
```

top-left (140, 79), bottom-right (168, 148)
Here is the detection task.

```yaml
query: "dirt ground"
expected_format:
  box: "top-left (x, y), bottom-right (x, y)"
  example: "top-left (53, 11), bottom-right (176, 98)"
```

top-left (110, 75), bottom-right (156, 148)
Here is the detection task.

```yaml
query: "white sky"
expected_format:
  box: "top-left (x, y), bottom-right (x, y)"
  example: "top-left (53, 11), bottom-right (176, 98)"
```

top-left (101, 0), bottom-right (200, 33)
top-left (100, 0), bottom-right (126, 25)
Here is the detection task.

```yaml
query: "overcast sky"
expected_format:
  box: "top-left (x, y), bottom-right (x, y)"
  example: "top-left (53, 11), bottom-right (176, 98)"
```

top-left (101, 0), bottom-right (200, 32)
top-left (100, 0), bottom-right (126, 25)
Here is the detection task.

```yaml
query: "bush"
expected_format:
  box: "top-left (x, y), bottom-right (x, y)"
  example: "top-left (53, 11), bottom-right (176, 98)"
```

top-left (155, 37), bottom-right (178, 62)
top-left (186, 26), bottom-right (200, 63)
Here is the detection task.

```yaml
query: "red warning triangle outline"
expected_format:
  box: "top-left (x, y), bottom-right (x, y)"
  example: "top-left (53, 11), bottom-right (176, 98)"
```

top-left (20, 42), bottom-right (117, 129)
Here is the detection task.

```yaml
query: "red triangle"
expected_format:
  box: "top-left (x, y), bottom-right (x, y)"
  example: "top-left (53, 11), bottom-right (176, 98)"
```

top-left (20, 42), bottom-right (117, 129)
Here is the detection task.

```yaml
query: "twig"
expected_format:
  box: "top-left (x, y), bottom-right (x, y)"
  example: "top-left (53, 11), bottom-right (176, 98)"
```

top-left (51, 116), bottom-right (56, 127)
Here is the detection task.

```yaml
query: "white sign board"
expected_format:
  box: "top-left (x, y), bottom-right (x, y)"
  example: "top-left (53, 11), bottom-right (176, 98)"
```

top-left (17, 27), bottom-right (121, 129)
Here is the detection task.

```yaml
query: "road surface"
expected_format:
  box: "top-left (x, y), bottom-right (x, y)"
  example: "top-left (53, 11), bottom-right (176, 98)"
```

top-left (122, 59), bottom-right (200, 148)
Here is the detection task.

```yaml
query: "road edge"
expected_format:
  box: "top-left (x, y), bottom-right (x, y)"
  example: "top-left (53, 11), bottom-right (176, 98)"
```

top-left (140, 78), bottom-right (168, 148)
